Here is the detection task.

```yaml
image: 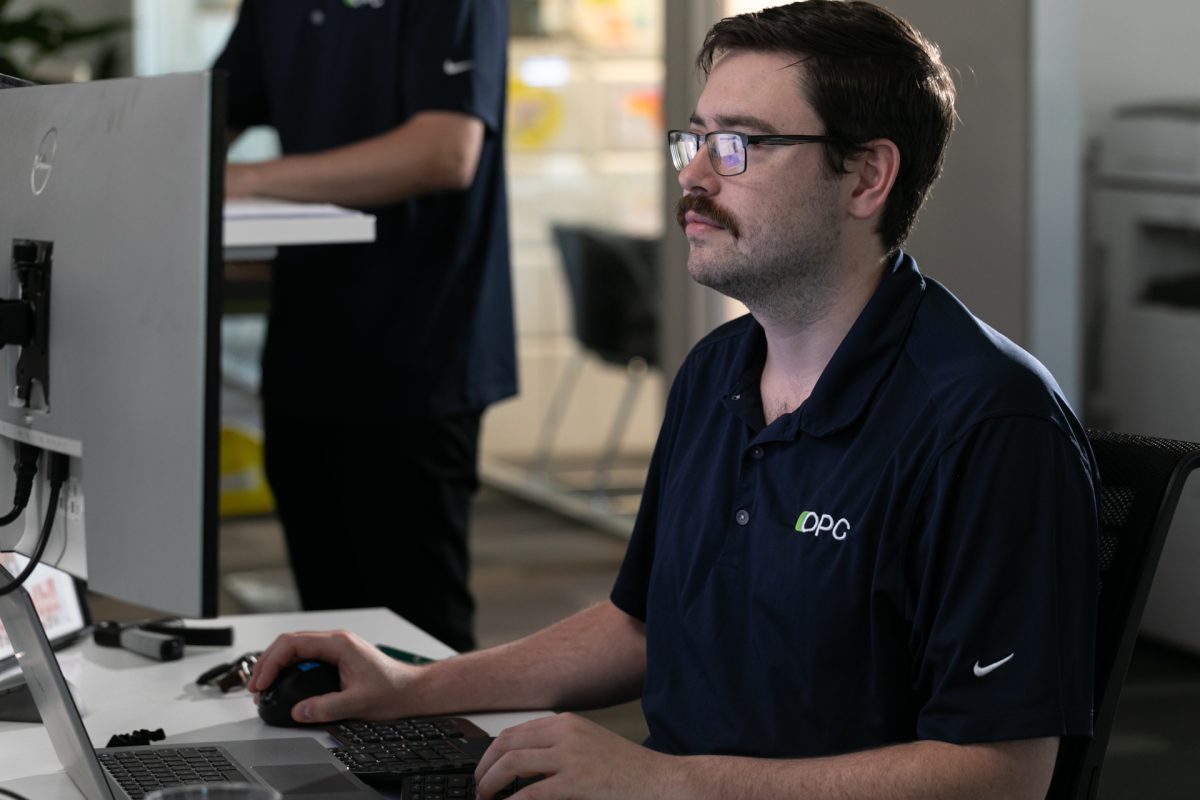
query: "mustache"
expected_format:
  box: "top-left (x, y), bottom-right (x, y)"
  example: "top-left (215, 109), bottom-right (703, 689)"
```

top-left (676, 194), bottom-right (741, 239)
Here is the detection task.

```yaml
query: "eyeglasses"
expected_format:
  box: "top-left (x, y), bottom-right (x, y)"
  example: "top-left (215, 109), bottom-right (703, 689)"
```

top-left (668, 129), bottom-right (850, 177)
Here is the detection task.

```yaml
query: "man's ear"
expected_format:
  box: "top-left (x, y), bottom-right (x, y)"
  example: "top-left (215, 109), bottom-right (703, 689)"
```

top-left (844, 138), bottom-right (900, 222)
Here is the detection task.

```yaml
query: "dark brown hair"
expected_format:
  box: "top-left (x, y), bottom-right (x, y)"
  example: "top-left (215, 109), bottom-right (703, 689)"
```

top-left (697, 0), bottom-right (956, 254)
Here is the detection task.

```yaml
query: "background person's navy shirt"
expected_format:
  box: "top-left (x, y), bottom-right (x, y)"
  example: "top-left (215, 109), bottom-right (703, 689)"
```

top-left (611, 253), bottom-right (1099, 757)
top-left (215, 0), bottom-right (515, 418)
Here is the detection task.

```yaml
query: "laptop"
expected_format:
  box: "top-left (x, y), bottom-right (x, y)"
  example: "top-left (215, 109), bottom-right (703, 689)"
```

top-left (0, 564), bottom-right (385, 800)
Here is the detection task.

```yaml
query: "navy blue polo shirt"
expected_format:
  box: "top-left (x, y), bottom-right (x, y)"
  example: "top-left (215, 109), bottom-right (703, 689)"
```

top-left (215, 0), bottom-right (515, 418)
top-left (611, 252), bottom-right (1100, 758)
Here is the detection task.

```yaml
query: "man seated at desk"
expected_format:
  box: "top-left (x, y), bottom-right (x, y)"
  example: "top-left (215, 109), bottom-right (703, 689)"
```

top-left (249, 3), bottom-right (1100, 799)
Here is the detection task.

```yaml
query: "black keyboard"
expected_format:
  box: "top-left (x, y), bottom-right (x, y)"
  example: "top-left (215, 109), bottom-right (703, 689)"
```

top-left (327, 716), bottom-right (492, 787)
top-left (327, 716), bottom-right (489, 746)
top-left (98, 746), bottom-right (252, 800)
top-left (402, 773), bottom-right (539, 800)
top-left (403, 772), bottom-right (477, 800)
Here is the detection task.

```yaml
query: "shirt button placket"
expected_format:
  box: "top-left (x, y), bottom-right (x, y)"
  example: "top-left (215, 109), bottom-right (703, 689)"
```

top-left (735, 444), bottom-right (762, 528)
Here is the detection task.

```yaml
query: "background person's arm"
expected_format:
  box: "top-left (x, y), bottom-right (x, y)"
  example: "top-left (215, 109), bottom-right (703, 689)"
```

top-left (224, 110), bottom-right (484, 206)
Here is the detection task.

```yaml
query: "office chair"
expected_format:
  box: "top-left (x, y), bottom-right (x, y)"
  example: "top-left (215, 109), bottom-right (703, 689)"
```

top-left (1047, 430), bottom-right (1200, 800)
top-left (534, 224), bottom-right (660, 504)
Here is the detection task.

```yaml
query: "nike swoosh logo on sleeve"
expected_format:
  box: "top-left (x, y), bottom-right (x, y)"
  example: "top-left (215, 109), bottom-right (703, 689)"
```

top-left (973, 653), bottom-right (1015, 677)
top-left (442, 59), bottom-right (474, 76)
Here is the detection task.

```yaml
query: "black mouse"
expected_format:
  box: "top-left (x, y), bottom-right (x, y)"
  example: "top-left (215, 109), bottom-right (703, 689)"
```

top-left (257, 659), bottom-right (341, 727)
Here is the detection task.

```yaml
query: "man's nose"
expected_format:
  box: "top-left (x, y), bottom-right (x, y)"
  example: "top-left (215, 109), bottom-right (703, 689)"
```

top-left (678, 145), bottom-right (719, 195)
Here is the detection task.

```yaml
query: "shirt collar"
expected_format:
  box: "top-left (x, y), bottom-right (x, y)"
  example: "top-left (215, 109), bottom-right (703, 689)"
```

top-left (721, 251), bottom-right (926, 439)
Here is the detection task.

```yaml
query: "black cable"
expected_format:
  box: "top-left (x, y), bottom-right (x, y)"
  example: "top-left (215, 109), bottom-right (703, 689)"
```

top-left (0, 787), bottom-right (33, 800)
top-left (0, 443), bottom-right (41, 527)
top-left (0, 451), bottom-right (68, 597)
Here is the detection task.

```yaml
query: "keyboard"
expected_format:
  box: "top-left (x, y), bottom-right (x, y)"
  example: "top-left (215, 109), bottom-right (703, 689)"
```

top-left (401, 773), bottom-right (540, 800)
top-left (327, 716), bottom-right (489, 746)
top-left (98, 746), bottom-right (252, 800)
top-left (327, 716), bottom-right (492, 787)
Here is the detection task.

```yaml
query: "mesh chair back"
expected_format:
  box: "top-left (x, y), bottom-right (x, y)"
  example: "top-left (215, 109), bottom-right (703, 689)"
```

top-left (551, 224), bottom-right (660, 368)
top-left (1048, 430), bottom-right (1200, 799)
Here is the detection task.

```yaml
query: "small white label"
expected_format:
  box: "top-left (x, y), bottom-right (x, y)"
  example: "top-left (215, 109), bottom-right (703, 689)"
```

top-left (61, 478), bottom-right (84, 522)
top-left (0, 419), bottom-right (82, 457)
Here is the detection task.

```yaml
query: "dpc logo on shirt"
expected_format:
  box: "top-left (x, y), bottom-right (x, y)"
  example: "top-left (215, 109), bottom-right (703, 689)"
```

top-left (795, 510), bottom-right (852, 541)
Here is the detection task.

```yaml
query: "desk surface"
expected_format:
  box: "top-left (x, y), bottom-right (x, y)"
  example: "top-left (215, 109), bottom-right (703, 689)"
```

top-left (0, 608), bottom-right (544, 797)
top-left (223, 199), bottom-right (376, 261)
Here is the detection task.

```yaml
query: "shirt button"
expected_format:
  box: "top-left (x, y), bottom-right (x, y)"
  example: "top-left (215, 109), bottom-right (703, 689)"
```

top-left (735, 509), bottom-right (750, 526)
top-left (750, 446), bottom-right (764, 459)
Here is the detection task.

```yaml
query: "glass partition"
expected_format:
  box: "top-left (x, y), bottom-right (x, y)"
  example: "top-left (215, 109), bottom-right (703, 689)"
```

top-left (482, 1), bottom-right (667, 532)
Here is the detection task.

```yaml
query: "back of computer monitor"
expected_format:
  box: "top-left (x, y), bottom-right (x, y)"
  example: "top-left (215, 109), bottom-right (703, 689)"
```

top-left (0, 72), bottom-right (223, 617)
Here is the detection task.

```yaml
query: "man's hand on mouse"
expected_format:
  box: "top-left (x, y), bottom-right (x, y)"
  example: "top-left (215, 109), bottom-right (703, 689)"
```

top-left (248, 630), bottom-right (421, 723)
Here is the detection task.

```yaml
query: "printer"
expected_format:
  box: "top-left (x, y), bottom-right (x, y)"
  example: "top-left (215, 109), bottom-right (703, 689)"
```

top-left (1090, 101), bottom-right (1200, 654)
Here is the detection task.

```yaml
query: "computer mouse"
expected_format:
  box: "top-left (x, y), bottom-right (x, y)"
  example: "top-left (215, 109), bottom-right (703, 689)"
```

top-left (257, 659), bottom-right (341, 727)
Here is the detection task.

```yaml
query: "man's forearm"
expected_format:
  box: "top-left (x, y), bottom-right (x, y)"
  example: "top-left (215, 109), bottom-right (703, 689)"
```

top-left (405, 601), bottom-right (646, 717)
top-left (661, 737), bottom-right (1059, 800)
top-left (227, 111), bottom-right (484, 207)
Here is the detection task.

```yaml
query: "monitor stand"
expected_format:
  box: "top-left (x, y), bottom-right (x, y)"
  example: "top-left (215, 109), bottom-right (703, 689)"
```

top-left (0, 560), bottom-right (90, 722)
top-left (0, 562), bottom-right (43, 722)
top-left (0, 562), bottom-right (112, 800)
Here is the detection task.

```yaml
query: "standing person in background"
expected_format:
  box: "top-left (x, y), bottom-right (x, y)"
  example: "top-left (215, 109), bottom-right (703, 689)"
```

top-left (215, 0), bottom-right (515, 652)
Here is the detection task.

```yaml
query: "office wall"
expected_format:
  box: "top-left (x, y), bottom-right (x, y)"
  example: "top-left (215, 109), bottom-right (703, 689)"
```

top-left (885, 1), bottom-right (1031, 346)
top-left (1080, 0), bottom-right (1200, 141)
top-left (893, 0), bottom-right (1200, 403)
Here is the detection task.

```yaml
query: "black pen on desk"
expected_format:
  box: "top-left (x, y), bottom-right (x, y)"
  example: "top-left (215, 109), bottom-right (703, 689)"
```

top-left (376, 644), bottom-right (437, 665)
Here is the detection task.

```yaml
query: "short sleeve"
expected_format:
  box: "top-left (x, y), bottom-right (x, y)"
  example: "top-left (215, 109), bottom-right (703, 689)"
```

top-left (401, 0), bottom-right (507, 132)
top-left (212, 0), bottom-right (270, 131)
top-left (611, 441), bottom-right (663, 622)
top-left (610, 360), bottom-right (694, 621)
top-left (909, 416), bottom-right (1099, 743)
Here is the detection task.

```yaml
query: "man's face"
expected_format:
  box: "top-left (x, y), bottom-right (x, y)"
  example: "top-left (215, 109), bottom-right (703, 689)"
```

top-left (677, 50), bottom-right (846, 317)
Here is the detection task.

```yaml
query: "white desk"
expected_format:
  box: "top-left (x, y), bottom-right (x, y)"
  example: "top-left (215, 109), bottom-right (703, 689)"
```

top-left (223, 199), bottom-right (376, 261)
top-left (0, 608), bottom-right (545, 797)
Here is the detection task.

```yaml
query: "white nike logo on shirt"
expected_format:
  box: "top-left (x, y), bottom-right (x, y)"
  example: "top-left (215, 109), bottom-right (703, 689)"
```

top-left (973, 653), bottom-right (1015, 677)
top-left (442, 59), bottom-right (474, 76)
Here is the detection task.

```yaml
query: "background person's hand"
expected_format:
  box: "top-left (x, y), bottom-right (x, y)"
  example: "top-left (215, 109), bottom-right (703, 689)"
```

top-left (248, 629), bottom-right (420, 723)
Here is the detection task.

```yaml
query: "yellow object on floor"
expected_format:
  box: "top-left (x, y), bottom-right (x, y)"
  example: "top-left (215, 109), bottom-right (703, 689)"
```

top-left (219, 423), bottom-right (274, 517)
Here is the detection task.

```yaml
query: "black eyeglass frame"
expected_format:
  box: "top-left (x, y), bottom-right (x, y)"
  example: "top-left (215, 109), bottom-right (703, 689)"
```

top-left (668, 129), bottom-right (854, 176)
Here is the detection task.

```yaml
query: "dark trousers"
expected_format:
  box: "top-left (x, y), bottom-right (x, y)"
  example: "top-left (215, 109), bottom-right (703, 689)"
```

top-left (262, 408), bottom-right (481, 652)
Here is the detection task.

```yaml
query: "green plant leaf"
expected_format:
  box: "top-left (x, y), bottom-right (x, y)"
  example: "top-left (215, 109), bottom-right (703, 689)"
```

top-left (0, 53), bottom-right (26, 81)
top-left (0, 3), bottom-right (128, 81)
top-left (93, 42), bottom-right (119, 81)
top-left (0, 6), bottom-right (127, 51)
top-left (53, 19), bottom-right (130, 48)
